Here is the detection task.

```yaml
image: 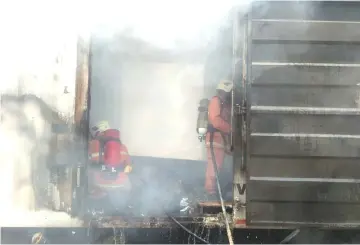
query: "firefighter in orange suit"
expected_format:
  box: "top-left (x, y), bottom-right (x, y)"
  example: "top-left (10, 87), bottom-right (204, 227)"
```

top-left (205, 80), bottom-right (233, 197)
top-left (88, 121), bottom-right (132, 199)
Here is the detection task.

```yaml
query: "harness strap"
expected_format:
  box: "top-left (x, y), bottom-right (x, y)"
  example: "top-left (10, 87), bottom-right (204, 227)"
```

top-left (207, 96), bottom-right (229, 148)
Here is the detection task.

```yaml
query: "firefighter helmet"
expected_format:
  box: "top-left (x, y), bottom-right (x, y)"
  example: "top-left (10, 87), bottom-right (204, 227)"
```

top-left (91, 120), bottom-right (110, 137)
top-left (217, 79), bottom-right (233, 93)
top-left (31, 232), bottom-right (47, 244)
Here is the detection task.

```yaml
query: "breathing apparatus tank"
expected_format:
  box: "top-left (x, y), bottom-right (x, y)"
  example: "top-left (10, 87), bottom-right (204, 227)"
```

top-left (196, 98), bottom-right (210, 142)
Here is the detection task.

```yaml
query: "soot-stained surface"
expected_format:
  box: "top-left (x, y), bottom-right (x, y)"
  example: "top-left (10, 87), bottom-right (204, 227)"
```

top-left (1, 227), bottom-right (293, 244)
top-left (5, 227), bottom-right (360, 244)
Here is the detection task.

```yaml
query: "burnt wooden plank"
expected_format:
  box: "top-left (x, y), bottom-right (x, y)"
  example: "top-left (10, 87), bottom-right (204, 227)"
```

top-left (198, 201), bottom-right (233, 207)
top-left (248, 181), bottom-right (360, 203)
top-left (252, 43), bottom-right (360, 63)
top-left (252, 66), bottom-right (360, 85)
top-left (252, 86), bottom-right (360, 108)
top-left (249, 157), bottom-right (360, 179)
top-left (252, 114), bottom-right (360, 135)
top-left (88, 215), bottom-right (223, 228)
top-left (251, 134), bottom-right (360, 157)
top-left (248, 202), bottom-right (360, 227)
top-left (252, 21), bottom-right (360, 42)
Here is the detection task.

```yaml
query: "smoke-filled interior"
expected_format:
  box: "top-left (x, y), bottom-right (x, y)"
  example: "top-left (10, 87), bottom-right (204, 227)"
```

top-left (86, 17), bottom-right (236, 216)
top-left (0, 0), bottom-right (244, 228)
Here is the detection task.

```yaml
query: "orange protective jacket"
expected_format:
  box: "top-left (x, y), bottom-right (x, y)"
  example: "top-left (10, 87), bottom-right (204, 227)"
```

top-left (205, 96), bottom-right (231, 149)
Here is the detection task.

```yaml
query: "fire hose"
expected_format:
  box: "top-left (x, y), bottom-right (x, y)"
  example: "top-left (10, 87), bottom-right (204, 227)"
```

top-left (280, 229), bottom-right (300, 244)
top-left (167, 214), bottom-right (210, 244)
top-left (149, 132), bottom-right (233, 244)
top-left (135, 178), bottom-right (211, 244)
top-left (209, 132), bottom-right (234, 245)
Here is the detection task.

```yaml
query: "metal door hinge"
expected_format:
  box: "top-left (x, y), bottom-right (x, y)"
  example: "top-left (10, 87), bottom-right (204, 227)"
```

top-left (235, 104), bottom-right (246, 115)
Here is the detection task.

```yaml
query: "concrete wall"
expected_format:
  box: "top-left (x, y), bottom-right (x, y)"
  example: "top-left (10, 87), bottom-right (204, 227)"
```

top-left (0, 31), bottom-right (80, 226)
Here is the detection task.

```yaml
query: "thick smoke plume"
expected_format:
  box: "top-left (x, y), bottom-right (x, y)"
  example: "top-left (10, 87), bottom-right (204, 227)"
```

top-left (0, 0), bottom-right (252, 227)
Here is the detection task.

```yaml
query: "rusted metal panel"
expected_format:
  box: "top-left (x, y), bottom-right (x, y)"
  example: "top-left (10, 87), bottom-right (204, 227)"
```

top-left (252, 106), bottom-right (360, 115)
top-left (252, 114), bottom-right (360, 134)
top-left (252, 1), bottom-right (360, 21)
top-left (251, 133), bottom-right (360, 158)
top-left (248, 202), bottom-right (360, 229)
top-left (248, 180), bottom-right (360, 203)
top-left (252, 86), bottom-right (360, 108)
top-left (248, 202), bottom-right (360, 228)
top-left (246, 1), bottom-right (360, 228)
top-left (232, 11), bottom-right (249, 229)
top-left (252, 43), bottom-right (360, 63)
top-left (252, 66), bottom-right (360, 85)
top-left (252, 20), bottom-right (360, 42)
top-left (249, 157), bottom-right (360, 179)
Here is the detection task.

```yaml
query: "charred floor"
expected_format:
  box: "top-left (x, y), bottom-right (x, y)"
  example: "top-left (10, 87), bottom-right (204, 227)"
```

top-left (5, 227), bottom-right (360, 244)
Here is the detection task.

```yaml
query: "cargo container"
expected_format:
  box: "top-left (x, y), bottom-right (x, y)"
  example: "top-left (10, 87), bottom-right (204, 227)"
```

top-left (27, 0), bottom-right (360, 243)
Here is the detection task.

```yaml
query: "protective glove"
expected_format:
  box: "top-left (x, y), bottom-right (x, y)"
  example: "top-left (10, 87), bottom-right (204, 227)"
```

top-left (124, 165), bottom-right (132, 173)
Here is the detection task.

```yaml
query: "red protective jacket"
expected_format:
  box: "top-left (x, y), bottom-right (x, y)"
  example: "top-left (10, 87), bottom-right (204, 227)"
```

top-left (88, 129), bottom-right (131, 189)
top-left (205, 96), bottom-right (231, 149)
top-left (88, 129), bottom-right (131, 168)
top-left (204, 96), bottom-right (231, 195)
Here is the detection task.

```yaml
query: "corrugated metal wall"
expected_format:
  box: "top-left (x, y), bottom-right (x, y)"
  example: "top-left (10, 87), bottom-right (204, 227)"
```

top-left (247, 1), bottom-right (360, 227)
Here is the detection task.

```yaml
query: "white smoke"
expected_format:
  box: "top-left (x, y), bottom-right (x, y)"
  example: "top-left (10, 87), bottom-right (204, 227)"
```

top-left (0, 96), bottom-right (83, 227)
top-left (0, 0), bottom-right (250, 227)
top-left (0, 1), bottom-right (81, 226)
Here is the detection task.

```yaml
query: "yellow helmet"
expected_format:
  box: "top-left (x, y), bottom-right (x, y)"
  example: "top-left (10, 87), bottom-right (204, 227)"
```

top-left (91, 120), bottom-right (110, 136)
top-left (31, 232), bottom-right (46, 244)
top-left (217, 79), bottom-right (233, 93)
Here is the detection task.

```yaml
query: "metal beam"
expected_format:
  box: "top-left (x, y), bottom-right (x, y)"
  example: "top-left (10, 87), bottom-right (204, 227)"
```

top-left (251, 106), bottom-right (360, 115)
top-left (253, 62), bottom-right (360, 67)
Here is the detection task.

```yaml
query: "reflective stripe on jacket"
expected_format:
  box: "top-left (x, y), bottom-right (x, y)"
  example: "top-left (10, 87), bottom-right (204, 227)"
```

top-left (89, 150), bottom-right (129, 160)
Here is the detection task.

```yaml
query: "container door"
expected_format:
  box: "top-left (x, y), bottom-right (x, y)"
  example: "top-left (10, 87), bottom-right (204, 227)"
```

top-left (247, 0), bottom-right (360, 227)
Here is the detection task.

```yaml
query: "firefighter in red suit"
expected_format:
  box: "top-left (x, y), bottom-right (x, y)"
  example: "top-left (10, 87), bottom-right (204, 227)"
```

top-left (88, 121), bottom-right (132, 200)
top-left (205, 80), bottom-right (233, 199)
